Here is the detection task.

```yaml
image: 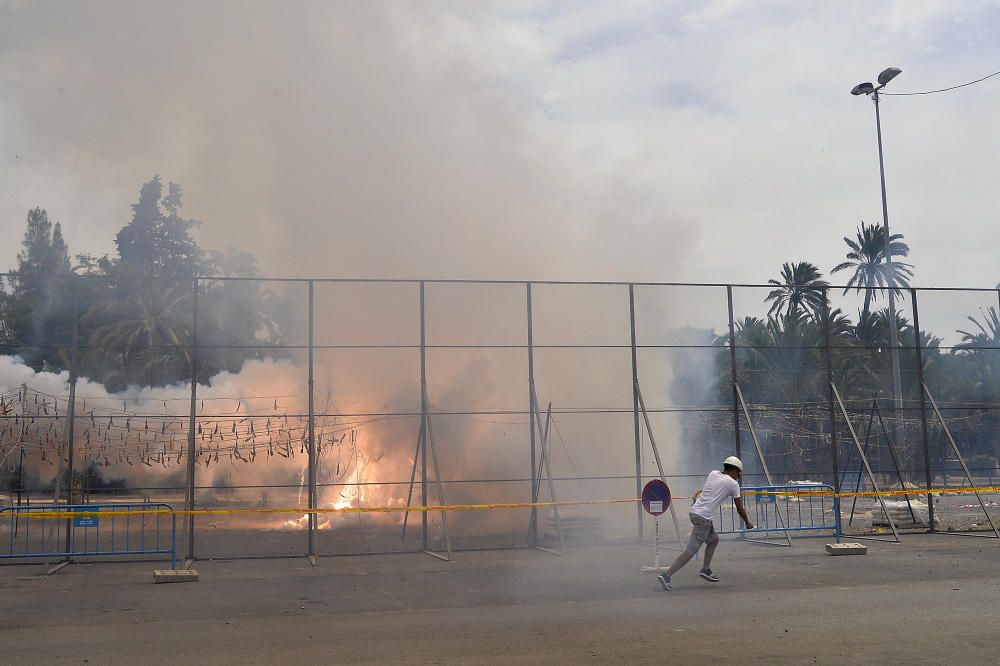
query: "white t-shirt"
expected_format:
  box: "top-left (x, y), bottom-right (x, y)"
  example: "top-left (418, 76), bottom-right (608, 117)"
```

top-left (690, 470), bottom-right (741, 520)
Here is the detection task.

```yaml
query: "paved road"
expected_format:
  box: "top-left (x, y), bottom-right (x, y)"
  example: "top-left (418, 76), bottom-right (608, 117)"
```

top-left (3, 534), bottom-right (999, 663)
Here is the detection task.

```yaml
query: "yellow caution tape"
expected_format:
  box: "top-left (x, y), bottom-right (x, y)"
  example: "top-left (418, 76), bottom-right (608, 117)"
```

top-left (6, 498), bottom-right (642, 519)
top-left (8, 486), bottom-right (1000, 519)
top-left (746, 486), bottom-right (1000, 499)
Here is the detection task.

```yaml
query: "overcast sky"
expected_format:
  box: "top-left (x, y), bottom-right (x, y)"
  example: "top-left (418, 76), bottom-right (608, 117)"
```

top-left (1, 0), bottom-right (999, 299)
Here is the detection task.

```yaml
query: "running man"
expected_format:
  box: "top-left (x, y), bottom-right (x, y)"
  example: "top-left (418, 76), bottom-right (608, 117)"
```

top-left (658, 456), bottom-right (753, 591)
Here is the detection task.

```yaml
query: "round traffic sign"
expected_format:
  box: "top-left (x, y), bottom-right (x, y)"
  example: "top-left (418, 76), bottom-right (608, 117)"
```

top-left (641, 479), bottom-right (671, 516)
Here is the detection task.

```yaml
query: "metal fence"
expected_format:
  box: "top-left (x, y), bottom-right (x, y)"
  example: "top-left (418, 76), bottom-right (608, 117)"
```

top-left (714, 484), bottom-right (841, 543)
top-left (1, 502), bottom-right (176, 567)
top-left (3, 274), bottom-right (1000, 561)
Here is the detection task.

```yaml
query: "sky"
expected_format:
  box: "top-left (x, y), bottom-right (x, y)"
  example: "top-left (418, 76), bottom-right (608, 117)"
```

top-left (1, 0), bottom-right (999, 301)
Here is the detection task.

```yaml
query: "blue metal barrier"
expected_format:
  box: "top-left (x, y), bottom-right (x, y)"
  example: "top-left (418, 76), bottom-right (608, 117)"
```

top-left (1, 503), bottom-right (176, 568)
top-left (713, 484), bottom-right (840, 542)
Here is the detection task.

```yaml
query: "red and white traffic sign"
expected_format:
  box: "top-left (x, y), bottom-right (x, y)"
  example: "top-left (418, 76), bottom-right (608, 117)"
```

top-left (641, 479), bottom-right (671, 516)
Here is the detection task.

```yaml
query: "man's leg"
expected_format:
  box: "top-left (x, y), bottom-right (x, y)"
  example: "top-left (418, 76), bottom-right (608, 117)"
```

top-left (702, 538), bottom-right (718, 569)
top-left (665, 550), bottom-right (693, 577)
top-left (698, 523), bottom-right (721, 582)
top-left (658, 546), bottom-right (695, 590)
top-left (669, 516), bottom-right (710, 575)
top-left (659, 515), bottom-right (709, 589)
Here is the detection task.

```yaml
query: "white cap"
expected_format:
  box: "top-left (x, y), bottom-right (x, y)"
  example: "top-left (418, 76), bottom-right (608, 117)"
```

top-left (723, 456), bottom-right (743, 472)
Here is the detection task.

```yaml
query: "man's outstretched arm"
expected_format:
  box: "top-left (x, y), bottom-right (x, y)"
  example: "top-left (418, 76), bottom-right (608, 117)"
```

top-left (734, 497), bottom-right (754, 530)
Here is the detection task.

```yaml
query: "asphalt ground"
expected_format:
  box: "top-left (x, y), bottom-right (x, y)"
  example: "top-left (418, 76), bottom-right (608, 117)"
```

top-left (3, 533), bottom-right (1000, 664)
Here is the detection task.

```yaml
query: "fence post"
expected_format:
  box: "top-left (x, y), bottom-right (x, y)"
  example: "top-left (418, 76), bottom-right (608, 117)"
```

top-left (185, 277), bottom-right (199, 565)
top-left (419, 281), bottom-right (428, 551)
top-left (307, 280), bottom-right (317, 561)
top-left (63, 275), bottom-right (80, 555)
top-left (823, 287), bottom-right (841, 495)
top-left (628, 284), bottom-right (643, 542)
top-left (526, 282), bottom-right (538, 546)
top-left (726, 285), bottom-right (741, 459)
top-left (910, 288), bottom-right (935, 532)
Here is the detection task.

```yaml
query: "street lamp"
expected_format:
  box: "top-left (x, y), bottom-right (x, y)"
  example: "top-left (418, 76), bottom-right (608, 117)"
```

top-left (851, 66), bottom-right (904, 420)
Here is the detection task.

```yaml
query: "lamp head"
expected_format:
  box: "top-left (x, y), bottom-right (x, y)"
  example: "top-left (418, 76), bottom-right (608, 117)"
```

top-left (877, 67), bottom-right (902, 85)
top-left (851, 82), bottom-right (875, 96)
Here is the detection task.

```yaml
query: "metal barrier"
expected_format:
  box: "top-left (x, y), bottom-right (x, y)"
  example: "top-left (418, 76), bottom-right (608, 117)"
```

top-left (1, 503), bottom-right (177, 568)
top-left (714, 484), bottom-right (840, 542)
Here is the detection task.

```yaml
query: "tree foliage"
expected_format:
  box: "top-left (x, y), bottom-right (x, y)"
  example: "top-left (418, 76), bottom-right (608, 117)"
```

top-left (832, 222), bottom-right (913, 322)
top-left (5, 208), bottom-right (75, 368)
top-left (111, 176), bottom-right (205, 278)
top-left (765, 262), bottom-right (829, 319)
top-left (3, 177), bottom-right (293, 389)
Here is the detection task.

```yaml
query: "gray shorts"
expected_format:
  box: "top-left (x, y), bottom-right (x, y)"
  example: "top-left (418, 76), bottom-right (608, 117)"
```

top-left (685, 512), bottom-right (719, 556)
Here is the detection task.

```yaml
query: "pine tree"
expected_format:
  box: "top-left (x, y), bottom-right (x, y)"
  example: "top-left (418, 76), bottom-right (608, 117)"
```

top-left (112, 176), bottom-right (205, 278)
top-left (8, 208), bottom-right (74, 367)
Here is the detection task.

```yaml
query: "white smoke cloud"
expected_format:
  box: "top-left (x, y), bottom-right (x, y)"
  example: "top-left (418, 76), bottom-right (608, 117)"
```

top-left (0, 0), bottom-right (697, 285)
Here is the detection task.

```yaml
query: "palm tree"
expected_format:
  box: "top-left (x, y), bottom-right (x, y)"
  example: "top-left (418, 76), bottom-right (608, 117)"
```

top-left (83, 279), bottom-right (193, 388)
top-left (731, 310), bottom-right (857, 477)
top-left (854, 307), bottom-right (910, 347)
top-left (832, 222), bottom-right (913, 322)
top-left (765, 262), bottom-right (829, 318)
top-left (950, 307), bottom-right (1000, 436)
top-left (957, 306), bottom-right (1000, 351)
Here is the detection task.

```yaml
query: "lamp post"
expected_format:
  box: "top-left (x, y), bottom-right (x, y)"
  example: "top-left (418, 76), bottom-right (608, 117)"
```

top-left (851, 67), bottom-right (904, 423)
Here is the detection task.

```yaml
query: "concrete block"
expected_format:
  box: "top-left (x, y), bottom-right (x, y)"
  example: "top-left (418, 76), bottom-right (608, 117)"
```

top-left (825, 542), bottom-right (867, 556)
top-left (153, 569), bottom-right (199, 583)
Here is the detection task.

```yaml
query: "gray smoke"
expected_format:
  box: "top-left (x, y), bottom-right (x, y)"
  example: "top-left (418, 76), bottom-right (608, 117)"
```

top-left (0, 2), bottom-right (730, 543)
top-left (0, 0), bottom-right (693, 282)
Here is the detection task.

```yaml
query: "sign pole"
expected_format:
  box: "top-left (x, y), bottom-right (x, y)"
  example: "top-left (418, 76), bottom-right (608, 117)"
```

top-left (639, 480), bottom-right (671, 572)
top-left (653, 517), bottom-right (660, 569)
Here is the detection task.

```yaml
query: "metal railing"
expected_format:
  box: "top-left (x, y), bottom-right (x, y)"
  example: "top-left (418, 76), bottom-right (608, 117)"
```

top-left (1, 502), bottom-right (177, 568)
top-left (714, 484), bottom-right (840, 542)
